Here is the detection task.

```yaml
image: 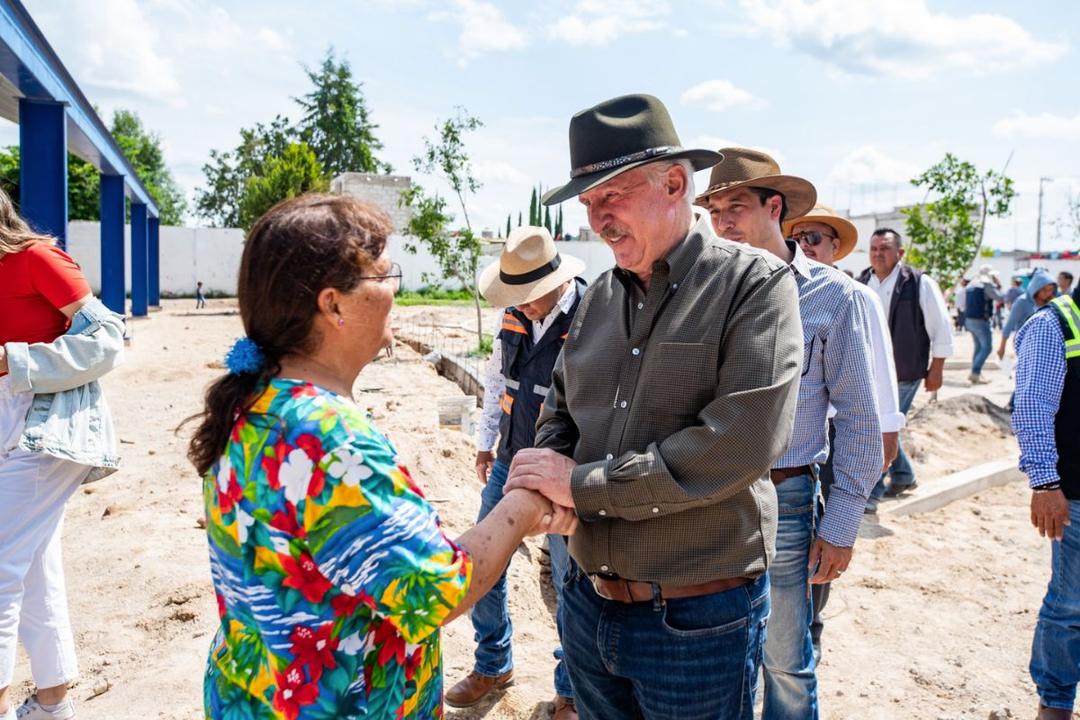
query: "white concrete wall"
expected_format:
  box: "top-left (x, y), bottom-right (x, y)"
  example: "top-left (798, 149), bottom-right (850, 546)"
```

top-left (66, 220), bottom-right (245, 296)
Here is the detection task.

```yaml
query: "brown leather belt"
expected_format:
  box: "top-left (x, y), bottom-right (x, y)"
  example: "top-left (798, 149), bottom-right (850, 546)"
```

top-left (770, 465), bottom-right (811, 484)
top-left (591, 575), bottom-right (751, 604)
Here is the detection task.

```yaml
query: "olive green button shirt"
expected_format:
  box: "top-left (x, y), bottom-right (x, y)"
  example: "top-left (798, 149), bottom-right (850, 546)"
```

top-left (534, 213), bottom-right (803, 585)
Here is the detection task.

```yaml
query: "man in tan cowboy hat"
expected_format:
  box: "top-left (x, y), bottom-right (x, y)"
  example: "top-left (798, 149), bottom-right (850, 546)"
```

top-left (698, 149), bottom-right (883, 720)
top-left (784, 204), bottom-right (904, 662)
top-left (447, 226), bottom-right (585, 718)
top-left (503, 94), bottom-right (803, 719)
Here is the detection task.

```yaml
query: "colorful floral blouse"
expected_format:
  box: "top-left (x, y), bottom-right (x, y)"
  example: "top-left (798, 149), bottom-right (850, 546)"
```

top-left (202, 379), bottom-right (472, 720)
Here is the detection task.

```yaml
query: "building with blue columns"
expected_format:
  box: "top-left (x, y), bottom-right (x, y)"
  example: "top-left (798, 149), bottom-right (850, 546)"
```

top-left (0, 0), bottom-right (162, 316)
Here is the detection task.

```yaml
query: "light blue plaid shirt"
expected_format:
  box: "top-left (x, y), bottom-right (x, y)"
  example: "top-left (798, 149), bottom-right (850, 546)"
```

top-left (776, 242), bottom-right (883, 547)
top-left (1012, 306), bottom-right (1066, 488)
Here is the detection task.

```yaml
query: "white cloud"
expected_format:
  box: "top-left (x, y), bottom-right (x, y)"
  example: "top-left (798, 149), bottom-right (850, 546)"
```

top-left (431, 0), bottom-right (529, 65)
top-left (546, 0), bottom-right (670, 46)
top-left (826, 145), bottom-right (921, 186)
top-left (474, 160), bottom-right (531, 186)
top-left (36, 0), bottom-right (182, 105)
top-left (739, 0), bottom-right (1069, 79)
top-left (680, 80), bottom-right (765, 113)
top-left (993, 111), bottom-right (1080, 142)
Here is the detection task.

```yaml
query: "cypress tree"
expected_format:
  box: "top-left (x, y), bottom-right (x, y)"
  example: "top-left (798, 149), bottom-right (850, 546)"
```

top-left (529, 187), bottom-right (538, 226)
top-left (517, 211), bottom-right (522, 227)
top-left (506, 214), bottom-right (511, 238)
top-left (544, 206), bottom-right (552, 233)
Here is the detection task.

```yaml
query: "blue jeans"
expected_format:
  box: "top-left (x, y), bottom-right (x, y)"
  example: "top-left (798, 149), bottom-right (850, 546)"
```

top-left (966, 317), bottom-right (993, 375)
top-left (763, 474), bottom-right (819, 720)
top-left (558, 568), bottom-right (769, 719)
top-left (1031, 499), bottom-right (1080, 712)
top-left (872, 379), bottom-right (922, 498)
top-left (471, 459), bottom-right (573, 697)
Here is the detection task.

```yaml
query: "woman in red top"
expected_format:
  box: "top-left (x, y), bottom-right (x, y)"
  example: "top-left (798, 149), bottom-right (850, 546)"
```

top-left (0, 187), bottom-right (123, 720)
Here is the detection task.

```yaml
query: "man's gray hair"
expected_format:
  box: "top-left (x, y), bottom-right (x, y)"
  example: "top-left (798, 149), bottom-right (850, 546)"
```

top-left (648, 158), bottom-right (695, 202)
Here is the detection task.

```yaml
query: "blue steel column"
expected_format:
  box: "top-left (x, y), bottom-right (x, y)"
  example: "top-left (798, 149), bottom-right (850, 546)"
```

top-left (130, 202), bottom-right (148, 316)
top-left (148, 217), bottom-right (160, 307)
top-left (18, 100), bottom-right (68, 249)
top-left (100, 175), bottom-right (126, 313)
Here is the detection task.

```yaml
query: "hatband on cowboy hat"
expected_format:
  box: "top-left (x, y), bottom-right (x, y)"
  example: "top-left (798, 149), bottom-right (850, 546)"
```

top-left (541, 93), bottom-right (722, 206)
top-left (694, 147), bottom-right (817, 221)
top-left (783, 204), bottom-right (858, 261)
top-left (479, 225), bottom-right (585, 308)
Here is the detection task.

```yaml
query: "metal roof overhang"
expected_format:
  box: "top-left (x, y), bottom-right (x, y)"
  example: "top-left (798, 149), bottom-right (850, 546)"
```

top-left (0, 0), bottom-right (160, 217)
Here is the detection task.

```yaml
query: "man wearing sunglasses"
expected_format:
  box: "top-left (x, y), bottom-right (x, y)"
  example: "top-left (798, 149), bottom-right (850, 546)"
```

top-left (697, 150), bottom-right (882, 720)
top-left (784, 205), bottom-right (904, 662)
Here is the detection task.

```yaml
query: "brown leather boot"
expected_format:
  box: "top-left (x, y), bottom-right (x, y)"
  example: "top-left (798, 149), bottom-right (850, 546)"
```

top-left (1036, 704), bottom-right (1073, 720)
top-left (554, 695), bottom-right (578, 720)
top-left (444, 669), bottom-right (514, 707)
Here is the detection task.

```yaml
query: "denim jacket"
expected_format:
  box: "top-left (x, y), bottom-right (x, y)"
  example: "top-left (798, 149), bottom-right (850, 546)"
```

top-left (4, 298), bottom-right (125, 482)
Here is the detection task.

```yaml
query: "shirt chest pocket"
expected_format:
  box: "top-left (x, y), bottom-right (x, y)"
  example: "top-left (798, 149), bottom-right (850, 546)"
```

top-left (638, 342), bottom-right (712, 422)
top-left (801, 330), bottom-right (825, 386)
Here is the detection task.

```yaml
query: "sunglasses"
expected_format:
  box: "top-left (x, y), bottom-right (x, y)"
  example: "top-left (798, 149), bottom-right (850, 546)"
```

top-left (791, 231), bottom-right (837, 247)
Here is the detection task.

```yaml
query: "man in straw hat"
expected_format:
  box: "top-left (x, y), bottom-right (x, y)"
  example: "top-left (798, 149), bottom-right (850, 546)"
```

top-left (858, 228), bottom-right (954, 505)
top-left (446, 226), bottom-right (586, 718)
top-left (698, 150), bottom-right (883, 720)
top-left (503, 94), bottom-right (802, 719)
top-left (784, 204), bottom-right (904, 662)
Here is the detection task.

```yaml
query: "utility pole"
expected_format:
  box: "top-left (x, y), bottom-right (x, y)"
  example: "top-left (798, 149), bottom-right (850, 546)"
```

top-left (1037, 177), bottom-right (1051, 254)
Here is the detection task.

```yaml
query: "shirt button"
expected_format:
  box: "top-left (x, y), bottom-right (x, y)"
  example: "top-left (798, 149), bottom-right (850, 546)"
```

top-left (651, 507), bottom-right (660, 513)
top-left (619, 400), bottom-right (628, 409)
top-left (672, 283), bottom-right (679, 290)
top-left (605, 453), bottom-right (613, 460)
top-left (598, 509), bottom-right (607, 516)
top-left (600, 564), bottom-right (609, 572)
top-left (637, 302), bottom-right (644, 310)
top-left (631, 348), bottom-right (640, 356)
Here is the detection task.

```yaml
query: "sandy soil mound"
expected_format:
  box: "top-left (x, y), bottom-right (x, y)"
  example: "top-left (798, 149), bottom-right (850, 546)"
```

top-left (904, 393), bottom-right (1017, 481)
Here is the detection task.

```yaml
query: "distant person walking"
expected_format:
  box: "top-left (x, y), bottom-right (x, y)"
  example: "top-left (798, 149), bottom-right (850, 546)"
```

top-left (1005, 277), bottom-right (1024, 309)
top-left (0, 187), bottom-right (124, 720)
top-left (999, 270), bottom-right (1057, 362)
top-left (1012, 290), bottom-right (1080, 720)
top-left (965, 265), bottom-right (1003, 384)
top-left (195, 281), bottom-right (207, 309)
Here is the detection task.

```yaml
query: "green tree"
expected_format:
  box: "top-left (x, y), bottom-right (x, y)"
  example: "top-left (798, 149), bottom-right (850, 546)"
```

top-left (543, 205), bottom-right (552, 234)
top-left (294, 47), bottom-right (391, 177)
top-left (517, 211), bottom-right (522, 227)
top-left (902, 153), bottom-right (1016, 289)
top-left (0, 109), bottom-right (186, 224)
top-left (399, 108), bottom-right (486, 350)
top-left (529, 186), bottom-right (538, 226)
top-left (556, 206), bottom-right (564, 238)
top-left (196, 116), bottom-right (293, 227)
top-left (505, 214), bottom-right (511, 238)
top-left (237, 142), bottom-right (329, 231)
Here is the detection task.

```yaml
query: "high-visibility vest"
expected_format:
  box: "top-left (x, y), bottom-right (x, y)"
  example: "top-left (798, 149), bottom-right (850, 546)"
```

top-left (1047, 294), bottom-right (1080, 499)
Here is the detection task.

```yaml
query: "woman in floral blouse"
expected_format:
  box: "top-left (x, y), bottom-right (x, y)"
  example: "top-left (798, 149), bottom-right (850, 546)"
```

top-left (186, 194), bottom-right (575, 720)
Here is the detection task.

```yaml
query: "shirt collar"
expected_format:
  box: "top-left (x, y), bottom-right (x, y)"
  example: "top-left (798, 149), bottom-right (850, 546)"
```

top-left (786, 239), bottom-right (814, 280)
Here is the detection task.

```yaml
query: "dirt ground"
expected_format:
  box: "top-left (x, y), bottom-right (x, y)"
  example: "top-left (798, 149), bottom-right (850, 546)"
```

top-left (8, 299), bottom-right (1056, 719)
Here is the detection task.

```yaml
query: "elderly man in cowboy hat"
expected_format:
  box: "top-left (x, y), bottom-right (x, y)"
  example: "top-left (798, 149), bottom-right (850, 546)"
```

top-left (698, 150), bottom-right (883, 720)
top-left (446, 226), bottom-right (586, 718)
top-left (784, 204), bottom-right (904, 662)
top-left (503, 94), bottom-right (802, 719)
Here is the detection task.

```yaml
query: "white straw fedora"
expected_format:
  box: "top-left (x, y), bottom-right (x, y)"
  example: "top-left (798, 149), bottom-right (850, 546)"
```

top-left (479, 226), bottom-right (585, 308)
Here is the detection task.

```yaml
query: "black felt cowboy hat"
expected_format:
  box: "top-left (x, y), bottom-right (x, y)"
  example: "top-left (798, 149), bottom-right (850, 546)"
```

top-left (541, 93), bottom-right (723, 206)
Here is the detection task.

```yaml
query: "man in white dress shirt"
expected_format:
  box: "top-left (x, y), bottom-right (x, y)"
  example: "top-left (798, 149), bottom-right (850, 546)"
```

top-left (857, 228), bottom-right (954, 509)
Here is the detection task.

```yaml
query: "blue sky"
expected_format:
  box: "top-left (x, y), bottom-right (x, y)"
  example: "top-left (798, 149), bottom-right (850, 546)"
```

top-left (10, 0), bottom-right (1080, 251)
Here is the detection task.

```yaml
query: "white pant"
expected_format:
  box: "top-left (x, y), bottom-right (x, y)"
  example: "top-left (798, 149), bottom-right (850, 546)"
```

top-left (0, 377), bottom-right (88, 688)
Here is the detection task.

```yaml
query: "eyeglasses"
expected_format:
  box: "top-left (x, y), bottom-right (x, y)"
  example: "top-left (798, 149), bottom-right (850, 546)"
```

top-left (791, 231), bottom-right (837, 247)
top-left (358, 262), bottom-right (402, 294)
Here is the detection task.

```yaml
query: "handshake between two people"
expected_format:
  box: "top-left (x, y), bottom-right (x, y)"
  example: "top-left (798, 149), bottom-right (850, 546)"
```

top-left (496, 448), bottom-right (580, 538)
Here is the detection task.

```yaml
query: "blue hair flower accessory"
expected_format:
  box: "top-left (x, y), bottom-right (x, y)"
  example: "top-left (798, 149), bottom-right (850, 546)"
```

top-left (224, 336), bottom-right (266, 375)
